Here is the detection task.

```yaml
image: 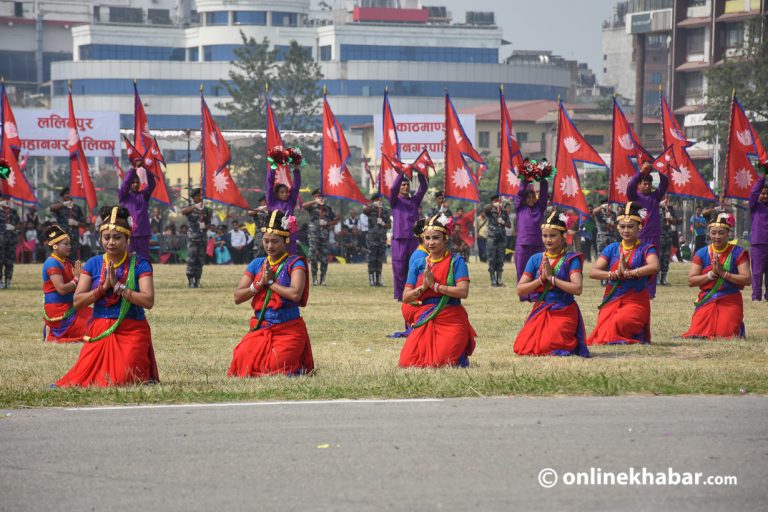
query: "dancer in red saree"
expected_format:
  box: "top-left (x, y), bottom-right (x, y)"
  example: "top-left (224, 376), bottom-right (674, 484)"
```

top-left (514, 209), bottom-right (590, 357)
top-left (41, 224), bottom-right (91, 343)
top-left (228, 209), bottom-right (314, 377)
top-left (399, 214), bottom-right (476, 368)
top-left (56, 206), bottom-right (158, 387)
top-left (682, 211), bottom-right (750, 339)
top-left (587, 202), bottom-right (660, 345)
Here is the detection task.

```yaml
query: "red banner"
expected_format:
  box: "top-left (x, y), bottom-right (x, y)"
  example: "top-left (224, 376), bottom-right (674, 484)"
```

top-left (133, 83), bottom-right (174, 208)
top-left (609, 99), bottom-right (647, 203)
top-left (444, 93), bottom-right (484, 203)
top-left (321, 95), bottom-right (368, 204)
top-left (724, 95), bottom-right (767, 200)
top-left (266, 90), bottom-right (294, 189)
top-left (379, 90), bottom-right (400, 197)
top-left (553, 101), bottom-right (606, 216)
top-left (200, 93), bottom-right (249, 209)
top-left (498, 86), bottom-right (523, 197)
top-left (67, 90), bottom-right (97, 213)
top-left (0, 83), bottom-right (37, 203)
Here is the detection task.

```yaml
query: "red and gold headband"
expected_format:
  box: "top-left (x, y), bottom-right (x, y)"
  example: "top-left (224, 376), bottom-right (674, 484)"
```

top-left (261, 210), bottom-right (290, 237)
top-left (47, 224), bottom-right (69, 246)
top-left (99, 206), bottom-right (132, 236)
top-left (619, 202), bottom-right (644, 224)
top-left (541, 210), bottom-right (567, 232)
top-left (708, 212), bottom-right (734, 230)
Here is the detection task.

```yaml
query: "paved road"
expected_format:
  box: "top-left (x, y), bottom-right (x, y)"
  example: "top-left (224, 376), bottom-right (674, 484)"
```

top-left (1, 396), bottom-right (766, 511)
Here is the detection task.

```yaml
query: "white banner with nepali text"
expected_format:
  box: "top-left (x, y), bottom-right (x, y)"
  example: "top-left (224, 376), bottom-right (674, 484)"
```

top-left (14, 109), bottom-right (121, 157)
top-left (373, 114), bottom-right (476, 163)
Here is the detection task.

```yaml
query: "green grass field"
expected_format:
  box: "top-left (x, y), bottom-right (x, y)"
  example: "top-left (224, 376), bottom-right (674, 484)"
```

top-left (1, 259), bottom-right (767, 408)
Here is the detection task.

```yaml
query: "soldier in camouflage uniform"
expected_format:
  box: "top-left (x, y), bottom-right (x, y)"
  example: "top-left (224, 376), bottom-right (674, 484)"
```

top-left (248, 195), bottom-right (268, 260)
top-left (0, 194), bottom-right (21, 289)
top-left (181, 188), bottom-right (213, 288)
top-left (302, 189), bottom-right (337, 286)
top-left (484, 195), bottom-right (511, 286)
top-left (658, 200), bottom-right (678, 286)
top-left (363, 193), bottom-right (391, 287)
top-left (50, 187), bottom-right (85, 261)
top-left (592, 202), bottom-right (617, 253)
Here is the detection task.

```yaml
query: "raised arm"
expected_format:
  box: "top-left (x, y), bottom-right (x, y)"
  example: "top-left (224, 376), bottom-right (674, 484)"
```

top-left (514, 180), bottom-right (528, 211)
top-left (655, 171), bottom-right (669, 199)
top-left (142, 167), bottom-right (156, 200)
top-left (749, 176), bottom-right (765, 210)
top-left (413, 172), bottom-right (428, 205)
top-left (265, 169), bottom-right (276, 207)
top-left (537, 180), bottom-right (549, 209)
top-left (389, 170), bottom-right (405, 206)
top-left (118, 167), bottom-right (137, 203)
top-left (287, 168), bottom-right (301, 210)
top-left (626, 172), bottom-right (642, 201)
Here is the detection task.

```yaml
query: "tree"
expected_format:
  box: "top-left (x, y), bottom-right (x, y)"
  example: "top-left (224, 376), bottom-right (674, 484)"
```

top-left (705, 16), bottom-right (768, 162)
top-left (272, 41), bottom-right (323, 131)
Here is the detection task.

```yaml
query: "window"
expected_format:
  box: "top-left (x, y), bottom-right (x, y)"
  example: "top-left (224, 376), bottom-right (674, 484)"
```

top-left (517, 132), bottom-right (528, 142)
top-left (233, 11), bottom-right (266, 25)
top-left (272, 12), bottom-right (298, 27)
top-left (206, 11), bottom-right (229, 25)
top-left (687, 0), bottom-right (706, 6)
top-left (686, 27), bottom-right (705, 55)
top-left (646, 34), bottom-right (666, 49)
top-left (109, 7), bottom-right (143, 24)
top-left (603, 54), bottom-right (607, 61)
top-left (14, 2), bottom-right (23, 17)
top-left (478, 131), bottom-right (490, 148)
top-left (93, 5), bottom-right (101, 22)
top-left (683, 72), bottom-right (704, 99)
top-left (725, 23), bottom-right (745, 49)
top-left (650, 72), bottom-right (662, 85)
top-left (190, 10), bottom-right (200, 24)
top-left (320, 45), bottom-right (332, 61)
top-left (584, 134), bottom-right (605, 147)
top-left (188, 47), bottom-right (199, 62)
top-left (338, 44), bottom-right (498, 63)
top-left (0, 50), bottom-right (36, 82)
top-left (274, 45), bottom-right (313, 61)
top-left (148, 9), bottom-right (171, 25)
top-left (203, 45), bottom-right (240, 61)
top-left (78, 44), bottom-right (185, 61)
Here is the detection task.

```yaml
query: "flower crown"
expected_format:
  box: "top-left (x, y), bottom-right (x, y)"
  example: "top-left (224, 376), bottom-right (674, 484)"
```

top-left (268, 146), bottom-right (305, 170)
top-left (518, 158), bottom-right (556, 183)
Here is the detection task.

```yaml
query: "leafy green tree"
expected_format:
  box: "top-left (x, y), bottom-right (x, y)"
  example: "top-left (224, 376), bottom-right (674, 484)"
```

top-left (272, 41), bottom-right (323, 131)
top-left (705, 16), bottom-right (768, 164)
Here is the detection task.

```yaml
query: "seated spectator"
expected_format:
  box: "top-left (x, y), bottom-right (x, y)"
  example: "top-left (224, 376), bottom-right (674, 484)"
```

top-left (229, 220), bottom-right (249, 264)
top-left (215, 225), bottom-right (232, 264)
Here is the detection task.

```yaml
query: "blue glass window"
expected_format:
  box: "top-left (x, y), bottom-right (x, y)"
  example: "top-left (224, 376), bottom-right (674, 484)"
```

top-left (272, 12), bottom-right (298, 27)
top-left (78, 44), bottom-right (185, 61)
top-left (206, 11), bottom-right (229, 25)
top-left (339, 44), bottom-right (497, 63)
top-left (203, 44), bottom-right (240, 61)
top-left (188, 47), bottom-right (199, 62)
top-left (319, 45), bottom-right (332, 61)
top-left (233, 11), bottom-right (266, 25)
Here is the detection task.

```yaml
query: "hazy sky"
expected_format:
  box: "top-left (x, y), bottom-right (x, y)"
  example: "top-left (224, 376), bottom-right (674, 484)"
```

top-left (434, 0), bottom-right (621, 73)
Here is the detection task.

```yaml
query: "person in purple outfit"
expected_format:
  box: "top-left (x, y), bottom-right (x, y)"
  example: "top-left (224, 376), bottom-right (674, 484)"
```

top-left (389, 170), bottom-right (428, 301)
top-left (749, 169), bottom-right (768, 301)
top-left (118, 164), bottom-right (155, 260)
top-left (266, 167), bottom-right (301, 215)
top-left (627, 161), bottom-right (669, 299)
top-left (266, 166), bottom-right (301, 253)
top-left (514, 179), bottom-right (548, 300)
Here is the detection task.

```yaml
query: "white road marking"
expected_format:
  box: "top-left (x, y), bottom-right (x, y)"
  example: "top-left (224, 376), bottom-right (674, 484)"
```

top-left (66, 398), bottom-right (444, 412)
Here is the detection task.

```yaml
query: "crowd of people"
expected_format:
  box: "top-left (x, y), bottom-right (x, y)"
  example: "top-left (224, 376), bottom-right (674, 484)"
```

top-left (4, 151), bottom-right (766, 387)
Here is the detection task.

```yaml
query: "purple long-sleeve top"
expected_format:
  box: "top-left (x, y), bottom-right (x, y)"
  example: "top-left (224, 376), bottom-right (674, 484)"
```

top-left (749, 176), bottom-right (768, 245)
top-left (627, 171), bottom-right (668, 239)
top-left (266, 168), bottom-right (301, 214)
top-left (118, 167), bottom-right (155, 237)
top-left (389, 171), bottom-right (428, 239)
top-left (513, 180), bottom-right (548, 246)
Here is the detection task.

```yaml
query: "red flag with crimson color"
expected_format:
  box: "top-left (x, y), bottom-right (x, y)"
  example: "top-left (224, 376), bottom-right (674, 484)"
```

top-left (554, 101), bottom-right (606, 216)
top-left (609, 99), bottom-right (649, 204)
top-left (200, 92), bottom-right (249, 209)
top-left (378, 89), bottom-right (400, 197)
top-left (724, 95), bottom-right (767, 199)
top-left (498, 86), bottom-right (523, 197)
top-left (266, 88), bottom-right (294, 189)
top-left (659, 92), bottom-right (716, 201)
top-left (1, 83), bottom-right (37, 204)
top-left (67, 88), bottom-right (98, 213)
top-left (321, 93), bottom-right (368, 204)
top-left (444, 92), bottom-right (485, 203)
top-left (133, 83), bottom-right (174, 208)
top-left (454, 208), bottom-right (476, 247)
